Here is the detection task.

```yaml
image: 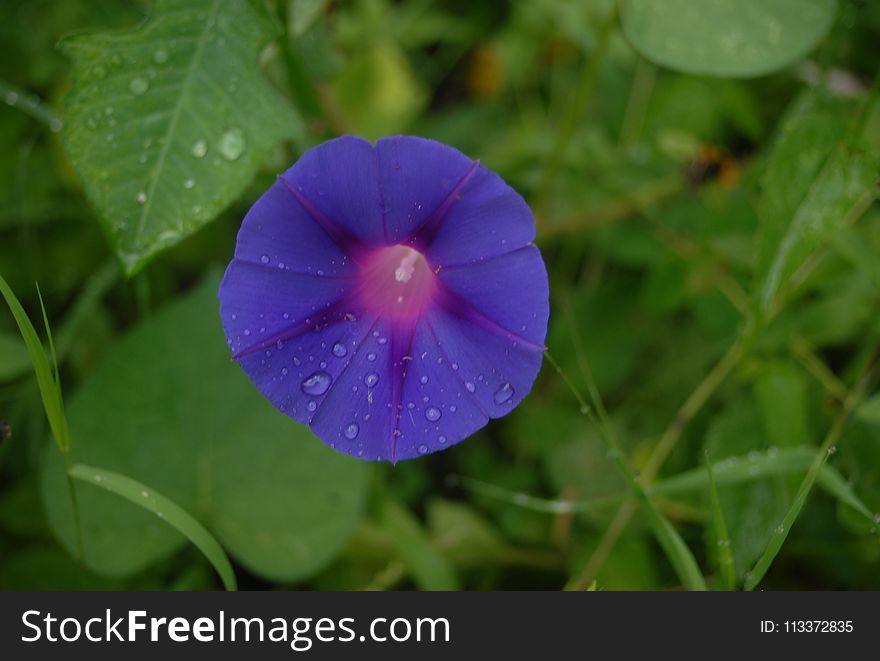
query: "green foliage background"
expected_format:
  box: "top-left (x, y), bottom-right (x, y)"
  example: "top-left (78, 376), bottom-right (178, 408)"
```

top-left (1, 0), bottom-right (879, 590)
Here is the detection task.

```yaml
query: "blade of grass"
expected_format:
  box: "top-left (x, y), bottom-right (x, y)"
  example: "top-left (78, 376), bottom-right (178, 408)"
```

top-left (0, 274), bottom-right (84, 565)
top-left (68, 463), bottom-right (237, 591)
top-left (705, 452), bottom-right (735, 590)
top-left (744, 357), bottom-right (878, 591)
top-left (0, 274), bottom-right (70, 451)
top-left (36, 284), bottom-right (60, 394)
top-left (545, 351), bottom-right (707, 591)
top-left (455, 447), bottom-right (876, 529)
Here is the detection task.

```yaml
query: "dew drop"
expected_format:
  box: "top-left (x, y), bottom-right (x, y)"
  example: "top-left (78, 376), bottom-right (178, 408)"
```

top-left (332, 342), bottom-right (347, 358)
top-left (153, 48), bottom-right (169, 64)
top-left (218, 127), bottom-right (246, 160)
top-left (129, 77), bottom-right (149, 95)
top-left (306, 400), bottom-right (317, 412)
top-left (417, 444), bottom-right (429, 455)
top-left (438, 435), bottom-right (447, 444)
top-left (451, 362), bottom-right (459, 371)
top-left (183, 178), bottom-right (195, 189)
top-left (494, 383), bottom-right (514, 404)
top-left (191, 139), bottom-right (208, 158)
top-left (344, 423), bottom-right (359, 440)
top-left (465, 381), bottom-right (476, 393)
top-left (260, 254), bottom-right (270, 264)
top-left (135, 191), bottom-right (147, 204)
top-left (367, 352), bottom-right (377, 362)
top-left (425, 407), bottom-right (442, 422)
top-left (364, 373), bottom-right (379, 387)
top-left (420, 375), bottom-right (429, 385)
top-left (301, 370), bottom-right (331, 396)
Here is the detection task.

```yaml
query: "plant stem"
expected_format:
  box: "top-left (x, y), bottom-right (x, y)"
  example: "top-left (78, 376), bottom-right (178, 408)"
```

top-left (62, 449), bottom-right (86, 570)
top-left (534, 4), bottom-right (618, 213)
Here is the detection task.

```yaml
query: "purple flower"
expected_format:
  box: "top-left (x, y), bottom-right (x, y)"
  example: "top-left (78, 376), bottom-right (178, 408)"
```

top-left (218, 136), bottom-right (548, 462)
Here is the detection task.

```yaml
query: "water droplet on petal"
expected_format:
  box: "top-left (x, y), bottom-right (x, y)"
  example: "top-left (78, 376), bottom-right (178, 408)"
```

top-left (417, 444), bottom-right (429, 455)
top-left (420, 375), bottom-right (429, 385)
top-left (344, 423), bottom-right (359, 440)
top-left (364, 373), bottom-right (379, 387)
top-left (332, 342), bottom-right (347, 357)
top-left (494, 383), bottom-right (514, 404)
top-left (191, 139), bottom-right (208, 158)
top-left (425, 407), bottom-right (441, 422)
top-left (438, 435), bottom-right (447, 444)
top-left (367, 352), bottom-right (377, 362)
top-left (465, 381), bottom-right (476, 393)
top-left (301, 371), bottom-right (331, 396)
top-left (260, 254), bottom-right (270, 264)
top-left (129, 77), bottom-right (149, 95)
top-left (218, 127), bottom-right (246, 160)
top-left (306, 400), bottom-right (317, 412)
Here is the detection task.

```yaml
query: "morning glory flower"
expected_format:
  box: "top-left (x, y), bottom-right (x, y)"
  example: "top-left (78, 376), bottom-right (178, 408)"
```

top-left (218, 136), bottom-right (549, 462)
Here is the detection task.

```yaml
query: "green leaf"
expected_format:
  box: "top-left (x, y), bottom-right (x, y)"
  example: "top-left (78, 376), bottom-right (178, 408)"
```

top-left (620, 0), bottom-right (837, 78)
top-left (0, 274), bottom-right (70, 451)
top-left (426, 498), bottom-right (507, 568)
top-left (753, 360), bottom-right (809, 448)
top-left (755, 90), bottom-right (880, 310)
top-left (705, 453), bottom-right (735, 590)
top-left (68, 463), bottom-right (237, 591)
top-left (60, 0), bottom-right (301, 275)
top-left (640, 501), bottom-right (707, 591)
top-left (41, 276), bottom-right (368, 582)
top-left (377, 497), bottom-right (460, 590)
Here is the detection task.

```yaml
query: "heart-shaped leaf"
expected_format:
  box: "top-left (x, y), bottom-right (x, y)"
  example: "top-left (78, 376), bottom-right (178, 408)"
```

top-left (60, 0), bottom-right (301, 275)
top-left (41, 276), bottom-right (368, 582)
top-left (620, 0), bottom-right (837, 78)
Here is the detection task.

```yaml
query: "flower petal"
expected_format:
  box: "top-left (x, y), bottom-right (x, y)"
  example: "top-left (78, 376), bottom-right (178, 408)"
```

top-left (235, 311), bottom-right (380, 431)
top-left (437, 245), bottom-right (549, 348)
top-left (391, 321), bottom-right (489, 460)
top-left (422, 164), bottom-right (536, 267)
top-left (233, 179), bottom-right (355, 279)
top-left (375, 136), bottom-right (478, 244)
top-left (308, 318), bottom-right (398, 460)
top-left (423, 304), bottom-right (545, 422)
top-left (280, 135), bottom-right (384, 249)
top-left (219, 261), bottom-right (351, 357)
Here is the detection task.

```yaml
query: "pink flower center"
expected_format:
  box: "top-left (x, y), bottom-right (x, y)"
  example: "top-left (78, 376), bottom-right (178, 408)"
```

top-left (358, 245), bottom-right (436, 324)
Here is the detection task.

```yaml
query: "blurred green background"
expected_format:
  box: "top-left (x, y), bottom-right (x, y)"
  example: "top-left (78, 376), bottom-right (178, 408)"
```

top-left (1, 0), bottom-right (879, 591)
